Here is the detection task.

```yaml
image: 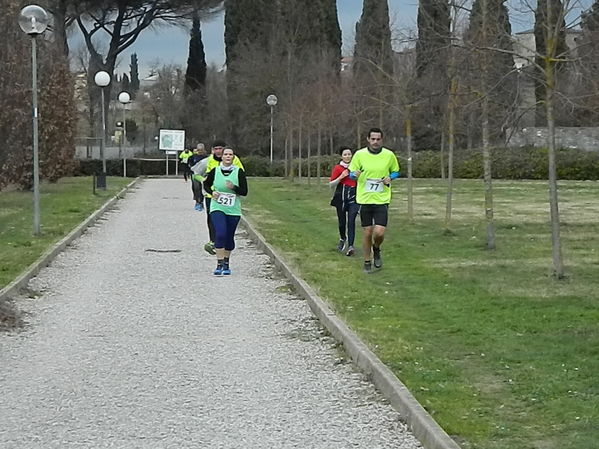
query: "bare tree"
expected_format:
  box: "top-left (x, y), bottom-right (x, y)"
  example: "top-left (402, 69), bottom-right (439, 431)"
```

top-left (74, 1), bottom-right (221, 141)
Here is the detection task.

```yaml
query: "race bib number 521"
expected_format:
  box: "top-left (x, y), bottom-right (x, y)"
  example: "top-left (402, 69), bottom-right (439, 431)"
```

top-left (216, 192), bottom-right (236, 207)
top-left (365, 178), bottom-right (384, 193)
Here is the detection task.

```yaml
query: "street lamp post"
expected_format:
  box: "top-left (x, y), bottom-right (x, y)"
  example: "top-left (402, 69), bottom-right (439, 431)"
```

top-left (94, 70), bottom-right (111, 189)
top-left (118, 91), bottom-right (130, 177)
top-left (19, 5), bottom-right (49, 236)
top-left (266, 94), bottom-right (278, 164)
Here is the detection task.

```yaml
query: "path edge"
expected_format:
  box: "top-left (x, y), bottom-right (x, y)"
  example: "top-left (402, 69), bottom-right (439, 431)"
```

top-left (240, 216), bottom-right (461, 449)
top-left (0, 178), bottom-right (142, 302)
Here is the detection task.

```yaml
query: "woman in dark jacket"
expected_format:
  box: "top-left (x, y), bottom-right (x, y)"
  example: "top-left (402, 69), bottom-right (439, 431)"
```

top-left (203, 147), bottom-right (248, 276)
top-left (329, 147), bottom-right (359, 256)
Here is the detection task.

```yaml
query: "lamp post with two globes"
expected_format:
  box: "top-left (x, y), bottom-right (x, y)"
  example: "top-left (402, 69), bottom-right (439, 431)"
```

top-left (94, 70), bottom-right (111, 189)
top-left (19, 4), bottom-right (49, 236)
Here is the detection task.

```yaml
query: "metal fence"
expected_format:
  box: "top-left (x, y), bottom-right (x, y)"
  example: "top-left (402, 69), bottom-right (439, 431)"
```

top-left (75, 137), bottom-right (153, 160)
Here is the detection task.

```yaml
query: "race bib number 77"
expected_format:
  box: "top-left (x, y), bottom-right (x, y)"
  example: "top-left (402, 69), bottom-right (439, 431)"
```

top-left (365, 178), bottom-right (384, 193)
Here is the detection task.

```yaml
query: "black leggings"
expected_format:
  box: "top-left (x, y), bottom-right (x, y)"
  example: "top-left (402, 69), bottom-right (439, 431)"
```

top-left (335, 202), bottom-right (360, 246)
top-left (205, 198), bottom-right (216, 242)
top-left (191, 178), bottom-right (203, 204)
top-left (181, 163), bottom-right (192, 181)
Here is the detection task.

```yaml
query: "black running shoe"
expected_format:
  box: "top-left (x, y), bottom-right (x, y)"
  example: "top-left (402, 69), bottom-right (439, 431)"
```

top-left (363, 261), bottom-right (373, 274)
top-left (373, 248), bottom-right (382, 268)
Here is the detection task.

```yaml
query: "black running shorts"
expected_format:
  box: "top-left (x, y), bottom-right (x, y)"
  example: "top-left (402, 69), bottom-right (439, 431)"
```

top-left (360, 204), bottom-right (389, 227)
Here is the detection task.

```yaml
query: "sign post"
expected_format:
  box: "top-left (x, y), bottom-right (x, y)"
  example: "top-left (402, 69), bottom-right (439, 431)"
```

top-left (159, 129), bottom-right (185, 176)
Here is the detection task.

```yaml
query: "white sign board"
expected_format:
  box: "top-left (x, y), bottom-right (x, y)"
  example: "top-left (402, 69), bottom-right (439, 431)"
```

top-left (159, 129), bottom-right (185, 152)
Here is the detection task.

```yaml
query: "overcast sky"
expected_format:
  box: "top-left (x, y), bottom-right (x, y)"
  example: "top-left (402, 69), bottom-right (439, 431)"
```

top-left (71, 0), bottom-right (550, 78)
top-left (103, 0), bottom-right (413, 77)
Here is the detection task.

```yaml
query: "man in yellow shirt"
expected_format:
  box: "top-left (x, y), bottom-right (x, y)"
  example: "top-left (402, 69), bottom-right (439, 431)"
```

top-left (349, 128), bottom-right (400, 273)
top-left (179, 148), bottom-right (194, 182)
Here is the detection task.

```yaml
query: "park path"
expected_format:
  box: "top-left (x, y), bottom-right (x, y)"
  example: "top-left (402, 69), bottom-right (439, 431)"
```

top-left (0, 179), bottom-right (421, 449)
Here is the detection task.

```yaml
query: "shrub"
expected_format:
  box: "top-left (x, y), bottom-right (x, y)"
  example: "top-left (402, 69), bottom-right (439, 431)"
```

top-left (75, 146), bottom-right (599, 180)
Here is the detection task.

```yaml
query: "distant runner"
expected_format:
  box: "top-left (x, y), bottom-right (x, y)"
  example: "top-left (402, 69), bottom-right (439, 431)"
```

top-left (179, 148), bottom-right (194, 182)
top-left (188, 143), bottom-right (208, 211)
top-left (349, 128), bottom-right (400, 273)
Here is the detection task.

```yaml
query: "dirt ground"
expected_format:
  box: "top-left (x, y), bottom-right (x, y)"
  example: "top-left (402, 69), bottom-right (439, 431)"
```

top-left (0, 299), bottom-right (22, 331)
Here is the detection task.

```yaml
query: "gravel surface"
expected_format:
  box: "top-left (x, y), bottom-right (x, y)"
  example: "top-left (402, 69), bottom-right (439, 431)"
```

top-left (0, 179), bottom-right (421, 449)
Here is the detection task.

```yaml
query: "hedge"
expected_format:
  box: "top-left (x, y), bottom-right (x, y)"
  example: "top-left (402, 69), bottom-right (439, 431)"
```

top-left (76, 147), bottom-right (599, 180)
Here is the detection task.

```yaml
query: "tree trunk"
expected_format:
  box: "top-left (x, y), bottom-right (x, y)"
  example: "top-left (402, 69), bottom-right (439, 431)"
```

top-left (284, 132), bottom-right (289, 178)
top-left (467, 109), bottom-right (474, 151)
top-left (406, 105), bottom-right (414, 222)
top-left (298, 116), bottom-right (303, 179)
top-left (317, 122), bottom-right (322, 183)
top-left (52, 0), bottom-right (70, 57)
top-left (329, 128), bottom-right (334, 155)
top-left (545, 42), bottom-right (565, 278)
top-left (481, 0), bottom-right (495, 250)
top-left (482, 97), bottom-right (495, 250)
top-left (289, 126), bottom-right (294, 180)
top-left (440, 127), bottom-right (446, 179)
top-left (445, 78), bottom-right (457, 230)
top-left (307, 132), bottom-right (312, 186)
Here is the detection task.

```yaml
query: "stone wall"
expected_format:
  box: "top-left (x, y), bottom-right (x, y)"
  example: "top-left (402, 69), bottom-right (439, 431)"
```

top-left (506, 127), bottom-right (599, 151)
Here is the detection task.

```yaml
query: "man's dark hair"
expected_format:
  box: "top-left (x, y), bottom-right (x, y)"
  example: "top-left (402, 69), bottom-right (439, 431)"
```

top-left (212, 139), bottom-right (227, 148)
top-left (368, 127), bottom-right (383, 138)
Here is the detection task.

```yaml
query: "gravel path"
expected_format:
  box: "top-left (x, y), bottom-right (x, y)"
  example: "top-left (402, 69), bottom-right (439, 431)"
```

top-left (0, 179), bottom-right (421, 449)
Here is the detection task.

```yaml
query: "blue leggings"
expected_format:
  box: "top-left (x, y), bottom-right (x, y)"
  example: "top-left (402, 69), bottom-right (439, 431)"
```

top-left (210, 211), bottom-right (241, 251)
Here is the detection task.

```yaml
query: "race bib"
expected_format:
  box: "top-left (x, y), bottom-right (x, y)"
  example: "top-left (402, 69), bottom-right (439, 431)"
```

top-left (365, 178), bottom-right (384, 193)
top-left (216, 192), bottom-right (236, 207)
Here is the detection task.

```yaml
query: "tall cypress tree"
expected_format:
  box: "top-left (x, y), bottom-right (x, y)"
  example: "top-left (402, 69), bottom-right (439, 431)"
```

top-left (576, 0), bottom-right (599, 124)
top-left (278, 0), bottom-right (339, 79)
top-left (224, 0), bottom-right (277, 150)
top-left (224, 0), bottom-right (341, 152)
top-left (415, 0), bottom-right (450, 148)
top-left (534, 0), bottom-right (568, 126)
top-left (353, 0), bottom-right (394, 131)
top-left (353, 0), bottom-right (394, 83)
top-left (130, 53), bottom-right (140, 96)
top-left (416, 0), bottom-right (450, 77)
top-left (464, 0), bottom-right (515, 142)
top-left (185, 15), bottom-right (207, 93)
top-left (321, 0), bottom-right (342, 73)
top-left (121, 73), bottom-right (131, 93)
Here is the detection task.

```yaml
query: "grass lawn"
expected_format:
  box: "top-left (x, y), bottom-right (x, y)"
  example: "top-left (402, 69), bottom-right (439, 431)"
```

top-left (0, 177), bottom-right (131, 290)
top-left (244, 177), bottom-right (599, 449)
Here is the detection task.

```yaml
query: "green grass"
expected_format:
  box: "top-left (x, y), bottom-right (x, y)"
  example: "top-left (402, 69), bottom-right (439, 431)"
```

top-left (0, 177), bottom-right (131, 289)
top-left (244, 178), bottom-right (599, 449)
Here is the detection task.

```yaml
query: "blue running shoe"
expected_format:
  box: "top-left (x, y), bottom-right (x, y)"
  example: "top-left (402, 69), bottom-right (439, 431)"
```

top-left (213, 263), bottom-right (223, 276)
top-left (222, 261), bottom-right (231, 275)
top-left (194, 203), bottom-right (204, 212)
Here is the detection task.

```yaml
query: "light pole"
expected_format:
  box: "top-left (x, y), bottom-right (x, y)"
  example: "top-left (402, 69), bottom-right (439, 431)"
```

top-left (118, 91), bottom-right (130, 177)
top-left (19, 5), bottom-right (49, 236)
top-left (94, 70), bottom-right (111, 189)
top-left (266, 94), bottom-right (278, 164)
